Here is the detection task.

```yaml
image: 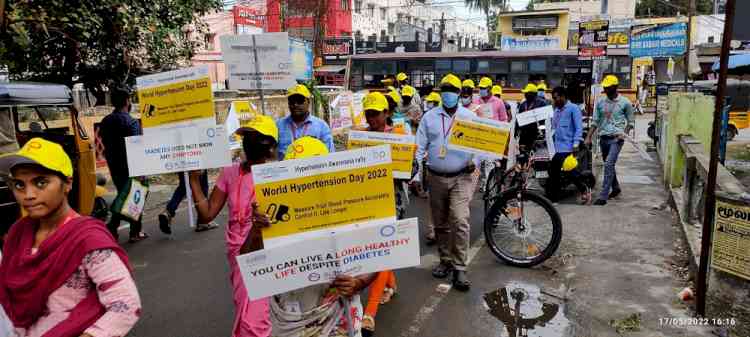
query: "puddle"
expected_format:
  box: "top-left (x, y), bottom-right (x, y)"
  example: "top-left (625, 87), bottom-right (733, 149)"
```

top-left (484, 281), bottom-right (574, 337)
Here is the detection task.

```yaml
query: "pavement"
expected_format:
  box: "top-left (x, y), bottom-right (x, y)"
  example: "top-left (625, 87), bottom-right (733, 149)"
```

top-left (118, 114), bottom-right (719, 337)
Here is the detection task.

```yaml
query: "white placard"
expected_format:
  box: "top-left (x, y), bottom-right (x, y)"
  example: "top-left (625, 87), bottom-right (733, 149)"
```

top-left (0, 296), bottom-right (11, 337)
top-left (236, 218), bottom-right (421, 300)
top-left (125, 125), bottom-right (231, 177)
top-left (516, 105), bottom-right (553, 127)
top-left (221, 33), bottom-right (295, 90)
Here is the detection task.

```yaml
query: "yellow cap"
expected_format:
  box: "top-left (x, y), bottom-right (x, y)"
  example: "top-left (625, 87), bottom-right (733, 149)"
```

top-left (562, 154), bottom-right (578, 172)
top-left (387, 90), bottom-right (401, 105)
top-left (0, 138), bottom-right (73, 177)
top-left (461, 79), bottom-right (475, 89)
top-left (287, 84), bottom-right (312, 98)
top-left (522, 83), bottom-right (538, 94)
top-left (425, 92), bottom-right (442, 103)
top-left (537, 82), bottom-right (548, 91)
top-left (602, 75), bottom-right (619, 88)
top-left (362, 92), bottom-right (389, 112)
top-left (478, 77), bottom-right (493, 88)
top-left (396, 73), bottom-right (408, 82)
top-left (387, 86), bottom-right (396, 92)
top-left (401, 85), bottom-right (416, 97)
top-left (237, 114), bottom-right (279, 141)
top-left (491, 85), bottom-right (502, 96)
top-left (440, 74), bottom-right (462, 90)
top-left (284, 136), bottom-right (329, 160)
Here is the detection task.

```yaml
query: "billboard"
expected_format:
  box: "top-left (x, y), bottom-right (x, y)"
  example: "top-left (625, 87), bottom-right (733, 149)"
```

top-left (501, 36), bottom-right (560, 51)
top-left (630, 23), bottom-right (687, 58)
top-left (578, 20), bottom-right (609, 60)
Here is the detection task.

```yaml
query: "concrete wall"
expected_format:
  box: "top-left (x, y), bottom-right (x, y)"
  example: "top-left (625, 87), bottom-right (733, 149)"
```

top-left (664, 92), bottom-right (715, 187)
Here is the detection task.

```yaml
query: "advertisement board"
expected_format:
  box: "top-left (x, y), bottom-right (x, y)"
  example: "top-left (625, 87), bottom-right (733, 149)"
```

top-left (711, 197), bottom-right (750, 280)
top-left (578, 20), bottom-right (609, 60)
top-left (221, 33), bottom-right (295, 90)
top-left (630, 23), bottom-right (687, 58)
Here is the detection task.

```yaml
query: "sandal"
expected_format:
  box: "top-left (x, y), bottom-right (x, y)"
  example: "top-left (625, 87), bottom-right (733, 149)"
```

top-left (128, 232), bottom-right (149, 243)
top-left (195, 222), bottom-right (219, 232)
top-left (362, 315), bottom-right (375, 333)
top-left (380, 287), bottom-right (396, 305)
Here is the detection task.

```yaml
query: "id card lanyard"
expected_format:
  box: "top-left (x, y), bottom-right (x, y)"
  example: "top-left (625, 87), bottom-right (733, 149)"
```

top-left (289, 120), bottom-right (310, 142)
top-left (440, 113), bottom-right (455, 159)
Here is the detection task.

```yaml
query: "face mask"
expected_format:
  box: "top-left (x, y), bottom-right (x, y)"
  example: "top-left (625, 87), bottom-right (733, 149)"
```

top-left (461, 96), bottom-right (472, 106)
top-left (538, 91), bottom-right (545, 98)
top-left (480, 89), bottom-right (489, 97)
top-left (441, 92), bottom-right (459, 108)
top-left (426, 102), bottom-right (436, 110)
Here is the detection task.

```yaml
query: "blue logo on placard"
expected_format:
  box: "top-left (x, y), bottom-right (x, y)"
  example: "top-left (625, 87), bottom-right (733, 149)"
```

top-left (380, 225), bottom-right (396, 237)
top-left (133, 190), bottom-right (141, 204)
top-left (308, 272), bottom-right (321, 282)
top-left (206, 128), bottom-right (216, 138)
top-left (165, 162), bottom-right (174, 170)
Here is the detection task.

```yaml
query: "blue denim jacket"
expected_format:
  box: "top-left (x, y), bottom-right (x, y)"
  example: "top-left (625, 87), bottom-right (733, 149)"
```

top-left (552, 102), bottom-right (583, 153)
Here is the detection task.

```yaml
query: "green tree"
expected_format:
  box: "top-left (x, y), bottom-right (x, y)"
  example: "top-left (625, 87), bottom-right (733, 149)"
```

top-left (635, 0), bottom-right (714, 17)
top-left (0, 0), bottom-right (222, 103)
top-left (465, 0), bottom-right (510, 44)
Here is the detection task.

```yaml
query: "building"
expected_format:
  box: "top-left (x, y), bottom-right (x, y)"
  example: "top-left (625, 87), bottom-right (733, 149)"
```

top-left (265, 0), bottom-right (353, 39)
top-left (497, 9), bottom-right (572, 51)
top-left (351, 0), bottom-right (488, 50)
top-left (534, 0), bottom-right (636, 22)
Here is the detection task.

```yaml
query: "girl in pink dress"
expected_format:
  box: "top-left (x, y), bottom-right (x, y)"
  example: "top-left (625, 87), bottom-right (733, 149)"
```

top-left (188, 116), bottom-right (279, 337)
top-left (0, 138), bottom-right (140, 337)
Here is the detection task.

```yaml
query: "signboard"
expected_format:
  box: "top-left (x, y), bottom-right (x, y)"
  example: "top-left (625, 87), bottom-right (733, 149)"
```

top-left (233, 5), bottom-right (265, 29)
top-left (237, 218), bottom-right (421, 300)
top-left (711, 198), bottom-right (750, 280)
top-left (329, 91), bottom-right (354, 131)
top-left (135, 66), bottom-right (214, 129)
top-left (322, 38), bottom-right (354, 57)
top-left (221, 33), bottom-right (295, 90)
top-left (501, 36), bottom-right (560, 52)
top-left (289, 38), bottom-right (313, 81)
top-left (629, 23), bottom-right (687, 58)
top-left (347, 131), bottom-right (416, 180)
top-left (252, 146), bottom-right (397, 243)
top-left (125, 125), bottom-right (231, 177)
top-left (516, 105), bottom-right (554, 127)
top-left (447, 115), bottom-right (512, 159)
top-left (578, 20), bottom-right (609, 60)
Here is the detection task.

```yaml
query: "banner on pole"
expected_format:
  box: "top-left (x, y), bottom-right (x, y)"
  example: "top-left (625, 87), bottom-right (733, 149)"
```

top-left (447, 115), bottom-right (512, 159)
top-left (221, 33), bottom-right (295, 90)
top-left (711, 196), bottom-right (750, 281)
top-left (125, 125), bottom-right (232, 177)
top-left (252, 146), bottom-right (396, 243)
top-left (578, 20), bottom-right (610, 60)
top-left (237, 218), bottom-right (421, 300)
top-left (347, 130), bottom-right (415, 179)
top-left (135, 66), bottom-right (215, 129)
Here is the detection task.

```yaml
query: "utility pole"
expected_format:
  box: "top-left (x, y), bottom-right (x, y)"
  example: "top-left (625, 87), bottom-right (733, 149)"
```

top-left (600, 0), bottom-right (608, 15)
top-left (685, 0), bottom-right (696, 88)
top-left (696, 0), bottom-right (736, 317)
top-left (439, 12), bottom-right (445, 51)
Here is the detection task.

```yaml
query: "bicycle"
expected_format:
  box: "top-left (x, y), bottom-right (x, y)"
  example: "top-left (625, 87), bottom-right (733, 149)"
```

top-left (481, 151), bottom-right (563, 268)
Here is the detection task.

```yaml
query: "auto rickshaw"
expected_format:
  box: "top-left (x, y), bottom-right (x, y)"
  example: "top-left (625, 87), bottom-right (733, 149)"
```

top-left (0, 82), bottom-right (97, 237)
top-left (694, 79), bottom-right (750, 140)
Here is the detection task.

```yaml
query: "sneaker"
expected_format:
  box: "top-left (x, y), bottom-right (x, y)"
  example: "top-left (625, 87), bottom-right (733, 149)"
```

top-left (593, 199), bottom-right (607, 206)
top-left (158, 211), bottom-right (173, 235)
top-left (452, 270), bottom-right (471, 292)
top-left (432, 261), bottom-right (453, 279)
top-left (609, 188), bottom-right (622, 199)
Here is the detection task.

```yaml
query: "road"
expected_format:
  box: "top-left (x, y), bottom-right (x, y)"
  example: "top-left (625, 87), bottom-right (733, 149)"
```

top-left (120, 115), bottom-right (714, 337)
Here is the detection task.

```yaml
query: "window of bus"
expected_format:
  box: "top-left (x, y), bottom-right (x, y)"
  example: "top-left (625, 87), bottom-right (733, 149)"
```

top-left (363, 60), bottom-right (396, 86)
top-left (402, 60), bottom-right (435, 89)
top-left (599, 56), bottom-right (632, 88)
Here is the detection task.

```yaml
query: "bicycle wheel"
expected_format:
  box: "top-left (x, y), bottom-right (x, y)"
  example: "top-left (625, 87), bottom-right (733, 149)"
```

top-left (483, 166), bottom-right (503, 215)
top-left (484, 189), bottom-right (562, 268)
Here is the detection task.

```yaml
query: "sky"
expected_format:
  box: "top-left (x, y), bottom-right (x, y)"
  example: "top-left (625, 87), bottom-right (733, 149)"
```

top-left (435, 0), bottom-right (530, 26)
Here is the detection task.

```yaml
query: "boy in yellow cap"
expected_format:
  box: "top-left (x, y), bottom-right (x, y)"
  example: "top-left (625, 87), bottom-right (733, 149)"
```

top-left (459, 79), bottom-right (480, 114)
top-left (517, 82), bottom-right (549, 151)
top-left (399, 85), bottom-right (423, 133)
top-left (413, 73), bottom-right (477, 291)
top-left (585, 74), bottom-right (635, 206)
top-left (277, 84), bottom-right (334, 159)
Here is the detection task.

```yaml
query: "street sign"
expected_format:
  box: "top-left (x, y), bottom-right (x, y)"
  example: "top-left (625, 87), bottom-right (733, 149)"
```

top-left (629, 23), bottom-right (687, 58)
top-left (578, 20), bottom-right (610, 60)
top-left (221, 32), bottom-right (295, 90)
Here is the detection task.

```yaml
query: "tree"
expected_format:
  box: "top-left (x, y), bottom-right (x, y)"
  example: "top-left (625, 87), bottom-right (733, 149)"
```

top-left (465, 0), bottom-right (510, 44)
top-left (635, 0), bottom-right (714, 17)
top-left (0, 0), bottom-right (222, 104)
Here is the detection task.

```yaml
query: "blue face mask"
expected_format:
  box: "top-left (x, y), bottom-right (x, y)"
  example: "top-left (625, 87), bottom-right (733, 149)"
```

top-left (538, 91), bottom-right (545, 98)
top-left (480, 89), bottom-right (490, 97)
top-left (441, 92), bottom-right (459, 108)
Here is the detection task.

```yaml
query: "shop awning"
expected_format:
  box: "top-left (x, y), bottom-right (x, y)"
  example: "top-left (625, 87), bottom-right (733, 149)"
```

top-left (315, 65), bottom-right (347, 73)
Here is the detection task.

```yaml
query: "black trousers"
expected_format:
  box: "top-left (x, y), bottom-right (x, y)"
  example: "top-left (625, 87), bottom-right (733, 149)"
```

top-left (545, 152), bottom-right (588, 202)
